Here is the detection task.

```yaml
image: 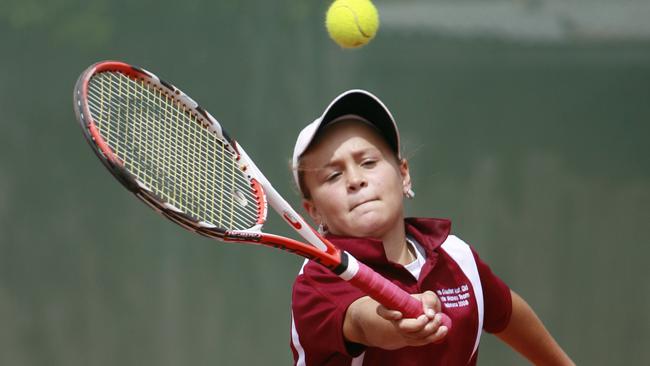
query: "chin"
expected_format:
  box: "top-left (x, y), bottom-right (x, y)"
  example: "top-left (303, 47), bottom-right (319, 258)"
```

top-left (347, 213), bottom-right (392, 237)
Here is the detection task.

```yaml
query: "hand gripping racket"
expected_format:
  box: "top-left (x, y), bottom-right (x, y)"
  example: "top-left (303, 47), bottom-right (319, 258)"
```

top-left (73, 61), bottom-right (452, 328)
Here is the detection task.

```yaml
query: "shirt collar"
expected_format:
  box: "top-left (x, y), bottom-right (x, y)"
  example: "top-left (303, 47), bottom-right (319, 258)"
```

top-left (324, 217), bottom-right (451, 266)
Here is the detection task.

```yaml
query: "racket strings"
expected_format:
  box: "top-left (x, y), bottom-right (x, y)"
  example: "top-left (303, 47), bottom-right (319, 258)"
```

top-left (117, 73), bottom-right (256, 227)
top-left (86, 71), bottom-right (260, 231)
top-left (90, 73), bottom-right (258, 228)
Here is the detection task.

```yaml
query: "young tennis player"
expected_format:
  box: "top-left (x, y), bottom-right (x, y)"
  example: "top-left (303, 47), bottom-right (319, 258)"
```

top-left (289, 90), bottom-right (574, 365)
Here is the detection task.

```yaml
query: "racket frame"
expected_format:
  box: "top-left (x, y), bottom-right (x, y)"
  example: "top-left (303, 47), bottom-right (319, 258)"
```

top-left (73, 61), bottom-right (343, 271)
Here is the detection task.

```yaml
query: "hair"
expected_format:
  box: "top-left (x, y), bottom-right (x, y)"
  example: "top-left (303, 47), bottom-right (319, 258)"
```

top-left (296, 165), bottom-right (311, 199)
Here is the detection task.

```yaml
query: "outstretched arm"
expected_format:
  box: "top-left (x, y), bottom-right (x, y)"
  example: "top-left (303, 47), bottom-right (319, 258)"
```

top-left (343, 291), bottom-right (448, 350)
top-left (496, 290), bottom-right (575, 365)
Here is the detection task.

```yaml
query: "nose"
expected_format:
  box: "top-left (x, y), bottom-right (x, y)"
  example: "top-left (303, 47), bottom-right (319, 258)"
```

top-left (346, 166), bottom-right (367, 192)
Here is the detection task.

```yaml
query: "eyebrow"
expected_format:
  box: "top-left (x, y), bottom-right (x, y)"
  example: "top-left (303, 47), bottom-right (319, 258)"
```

top-left (319, 147), bottom-right (382, 170)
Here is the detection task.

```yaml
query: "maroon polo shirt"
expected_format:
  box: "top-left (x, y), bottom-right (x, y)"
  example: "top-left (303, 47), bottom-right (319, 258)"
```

top-left (290, 218), bottom-right (512, 365)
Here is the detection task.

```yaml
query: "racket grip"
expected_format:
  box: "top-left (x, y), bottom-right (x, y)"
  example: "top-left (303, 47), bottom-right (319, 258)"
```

top-left (349, 261), bottom-right (452, 330)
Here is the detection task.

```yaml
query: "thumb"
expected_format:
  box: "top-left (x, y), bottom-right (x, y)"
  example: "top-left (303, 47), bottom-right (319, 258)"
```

top-left (376, 304), bottom-right (403, 321)
top-left (420, 290), bottom-right (442, 318)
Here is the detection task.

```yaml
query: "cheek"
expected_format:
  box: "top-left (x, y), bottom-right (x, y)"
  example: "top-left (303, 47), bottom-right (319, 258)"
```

top-left (310, 184), bottom-right (346, 215)
top-left (374, 172), bottom-right (407, 210)
top-left (374, 168), bottom-right (404, 194)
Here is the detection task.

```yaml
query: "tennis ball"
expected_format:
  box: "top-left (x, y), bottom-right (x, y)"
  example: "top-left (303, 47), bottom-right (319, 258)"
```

top-left (325, 0), bottom-right (379, 49)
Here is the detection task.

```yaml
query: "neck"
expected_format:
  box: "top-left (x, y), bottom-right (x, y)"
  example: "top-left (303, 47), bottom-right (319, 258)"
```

top-left (381, 218), bottom-right (412, 265)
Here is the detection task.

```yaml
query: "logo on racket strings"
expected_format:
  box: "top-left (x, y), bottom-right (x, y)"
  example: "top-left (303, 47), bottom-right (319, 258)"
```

top-left (232, 189), bottom-right (248, 207)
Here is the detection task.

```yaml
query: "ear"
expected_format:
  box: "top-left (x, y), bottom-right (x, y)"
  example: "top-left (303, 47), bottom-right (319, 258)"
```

top-left (399, 158), bottom-right (412, 194)
top-left (302, 199), bottom-right (322, 225)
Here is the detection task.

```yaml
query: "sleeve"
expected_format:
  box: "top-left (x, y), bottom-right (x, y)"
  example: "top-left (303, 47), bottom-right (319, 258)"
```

top-left (471, 248), bottom-right (513, 334)
top-left (290, 262), bottom-right (367, 365)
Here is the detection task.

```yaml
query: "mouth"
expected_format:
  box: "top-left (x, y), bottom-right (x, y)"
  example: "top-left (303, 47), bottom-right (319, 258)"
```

top-left (350, 198), bottom-right (379, 211)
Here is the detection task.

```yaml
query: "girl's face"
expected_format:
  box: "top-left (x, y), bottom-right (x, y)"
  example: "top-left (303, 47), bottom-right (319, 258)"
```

top-left (300, 120), bottom-right (411, 239)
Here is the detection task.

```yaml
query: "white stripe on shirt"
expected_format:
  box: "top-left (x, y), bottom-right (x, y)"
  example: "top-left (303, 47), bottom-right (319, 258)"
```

top-left (291, 312), bottom-right (306, 366)
top-left (440, 235), bottom-right (484, 362)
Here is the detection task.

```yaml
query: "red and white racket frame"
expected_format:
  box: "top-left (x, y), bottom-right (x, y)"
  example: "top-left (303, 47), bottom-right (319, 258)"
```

top-left (74, 61), bottom-right (452, 325)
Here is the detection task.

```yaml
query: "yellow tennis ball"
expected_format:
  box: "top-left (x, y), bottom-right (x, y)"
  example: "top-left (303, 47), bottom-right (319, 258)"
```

top-left (325, 0), bottom-right (379, 49)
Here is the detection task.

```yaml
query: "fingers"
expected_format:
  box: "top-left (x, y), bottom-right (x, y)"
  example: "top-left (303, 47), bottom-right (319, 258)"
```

top-left (376, 290), bottom-right (449, 347)
top-left (398, 314), bottom-right (449, 346)
top-left (399, 312), bottom-right (442, 336)
top-left (377, 291), bottom-right (443, 321)
top-left (423, 320), bottom-right (449, 345)
top-left (420, 290), bottom-right (442, 315)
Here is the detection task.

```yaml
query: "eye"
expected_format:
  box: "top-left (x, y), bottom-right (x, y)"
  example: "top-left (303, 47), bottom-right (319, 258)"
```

top-left (361, 159), bottom-right (377, 168)
top-left (325, 171), bottom-right (341, 182)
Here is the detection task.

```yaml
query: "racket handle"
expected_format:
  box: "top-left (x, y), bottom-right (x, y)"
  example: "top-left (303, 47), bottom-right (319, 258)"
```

top-left (348, 261), bottom-right (452, 330)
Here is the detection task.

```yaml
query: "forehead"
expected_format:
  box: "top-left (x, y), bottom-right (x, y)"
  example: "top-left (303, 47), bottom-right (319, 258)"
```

top-left (301, 120), bottom-right (395, 165)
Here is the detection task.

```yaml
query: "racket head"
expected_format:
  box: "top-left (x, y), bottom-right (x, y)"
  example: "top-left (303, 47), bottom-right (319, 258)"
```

top-left (73, 61), bottom-right (267, 239)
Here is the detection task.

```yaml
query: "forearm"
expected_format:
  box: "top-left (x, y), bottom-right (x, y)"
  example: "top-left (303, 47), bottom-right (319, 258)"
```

top-left (344, 294), bottom-right (446, 350)
top-left (496, 290), bottom-right (574, 366)
top-left (344, 296), bottom-right (406, 350)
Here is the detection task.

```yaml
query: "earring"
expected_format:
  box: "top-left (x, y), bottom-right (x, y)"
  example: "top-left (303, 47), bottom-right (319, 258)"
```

top-left (318, 223), bottom-right (328, 234)
top-left (404, 188), bottom-right (415, 199)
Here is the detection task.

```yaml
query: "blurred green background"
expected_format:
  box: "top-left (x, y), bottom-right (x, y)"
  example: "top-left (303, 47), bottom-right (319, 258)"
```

top-left (1, 0), bottom-right (649, 364)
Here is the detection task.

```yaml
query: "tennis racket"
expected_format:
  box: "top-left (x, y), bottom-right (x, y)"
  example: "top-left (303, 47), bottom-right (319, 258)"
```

top-left (73, 60), bottom-right (452, 327)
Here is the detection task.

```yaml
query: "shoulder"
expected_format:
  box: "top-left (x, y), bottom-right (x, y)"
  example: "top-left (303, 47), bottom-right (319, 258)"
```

top-left (292, 260), bottom-right (331, 301)
top-left (438, 235), bottom-right (501, 281)
top-left (292, 259), bottom-right (365, 311)
top-left (439, 235), bottom-right (495, 266)
top-left (439, 235), bottom-right (477, 263)
top-left (441, 234), bottom-right (470, 249)
top-left (294, 258), bottom-right (344, 288)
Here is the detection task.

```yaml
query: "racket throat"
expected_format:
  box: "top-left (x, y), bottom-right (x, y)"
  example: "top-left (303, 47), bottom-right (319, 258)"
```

top-left (335, 251), bottom-right (357, 277)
